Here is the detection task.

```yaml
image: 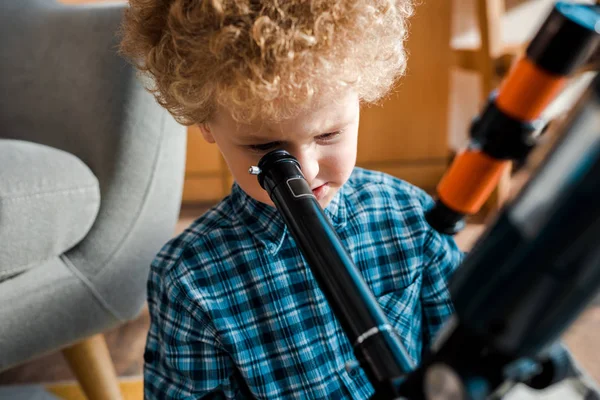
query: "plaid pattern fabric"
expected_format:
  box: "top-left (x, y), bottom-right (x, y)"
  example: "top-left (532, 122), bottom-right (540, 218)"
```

top-left (144, 167), bottom-right (464, 399)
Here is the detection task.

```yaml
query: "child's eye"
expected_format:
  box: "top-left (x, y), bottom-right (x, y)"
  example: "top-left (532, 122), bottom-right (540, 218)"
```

top-left (247, 142), bottom-right (280, 153)
top-left (316, 131), bottom-right (341, 142)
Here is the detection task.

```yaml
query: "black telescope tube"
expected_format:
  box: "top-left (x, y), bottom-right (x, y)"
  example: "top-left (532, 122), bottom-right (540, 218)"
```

top-left (449, 74), bottom-right (600, 359)
top-left (399, 73), bottom-right (600, 400)
top-left (527, 2), bottom-right (600, 75)
top-left (253, 150), bottom-right (413, 397)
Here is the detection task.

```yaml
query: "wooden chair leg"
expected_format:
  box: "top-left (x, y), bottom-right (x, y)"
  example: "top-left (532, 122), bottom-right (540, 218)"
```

top-left (62, 334), bottom-right (123, 400)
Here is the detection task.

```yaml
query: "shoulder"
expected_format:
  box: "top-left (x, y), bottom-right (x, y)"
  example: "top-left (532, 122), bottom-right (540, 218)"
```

top-left (344, 167), bottom-right (464, 274)
top-left (346, 167), bottom-right (433, 206)
top-left (148, 195), bottom-right (241, 299)
top-left (343, 167), bottom-right (434, 226)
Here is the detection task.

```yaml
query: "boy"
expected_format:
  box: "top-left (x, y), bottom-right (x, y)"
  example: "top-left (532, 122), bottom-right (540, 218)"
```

top-left (120, 0), bottom-right (464, 398)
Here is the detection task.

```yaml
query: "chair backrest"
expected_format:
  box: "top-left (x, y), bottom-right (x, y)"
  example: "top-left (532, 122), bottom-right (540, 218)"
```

top-left (1, 0), bottom-right (135, 172)
top-left (0, 0), bottom-right (186, 319)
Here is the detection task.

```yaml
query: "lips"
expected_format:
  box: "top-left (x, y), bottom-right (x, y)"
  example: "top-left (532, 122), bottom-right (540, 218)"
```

top-left (312, 183), bottom-right (329, 200)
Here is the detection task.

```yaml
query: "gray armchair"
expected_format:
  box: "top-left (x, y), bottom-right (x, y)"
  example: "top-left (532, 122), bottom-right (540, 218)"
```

top-left (0, 0), bottom-right (186, 398)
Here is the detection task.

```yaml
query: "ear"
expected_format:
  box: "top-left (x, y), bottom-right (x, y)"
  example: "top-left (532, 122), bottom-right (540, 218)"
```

top-left (198, 123), bottom-right (216, 144)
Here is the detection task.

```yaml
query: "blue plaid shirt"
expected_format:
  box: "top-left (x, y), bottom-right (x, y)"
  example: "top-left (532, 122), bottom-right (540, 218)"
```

top-left (144, 167), bottom-right (464, 399)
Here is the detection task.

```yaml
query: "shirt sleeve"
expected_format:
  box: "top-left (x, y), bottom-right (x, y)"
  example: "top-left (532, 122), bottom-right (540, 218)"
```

top-left (420, 227), bottom-right (464, 350)
top-left (143, 261), bottom-right (242, 399)
top-left (412, 189), bottom-right (465, 354)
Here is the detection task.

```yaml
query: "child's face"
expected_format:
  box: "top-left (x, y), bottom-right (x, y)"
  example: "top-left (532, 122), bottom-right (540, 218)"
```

top-left (199, 90), bottom-right (360, 209)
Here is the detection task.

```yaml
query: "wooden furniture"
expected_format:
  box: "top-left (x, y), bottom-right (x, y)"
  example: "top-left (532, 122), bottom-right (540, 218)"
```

top-left (182, 126), bottom-right (231, 203)
top-left (451, 0), bottom-right (559, 100)
top-left (62, 335), bottom-right (123, 400)
top-left (183, 0), bottom-right (455, 203)
top-left (355, 0), bottom-right (453, 193)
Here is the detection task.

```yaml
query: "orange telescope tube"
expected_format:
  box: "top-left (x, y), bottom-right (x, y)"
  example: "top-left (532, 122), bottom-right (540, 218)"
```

top-left (437, 59), bottom-right (567, 216)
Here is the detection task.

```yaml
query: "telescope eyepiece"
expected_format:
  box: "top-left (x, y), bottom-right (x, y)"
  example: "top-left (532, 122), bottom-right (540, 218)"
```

top-left (254, 150), bottom-right (303, 193)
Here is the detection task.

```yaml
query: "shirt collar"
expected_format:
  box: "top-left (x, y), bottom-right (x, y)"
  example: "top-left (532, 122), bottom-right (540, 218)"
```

top-left (230, 182), bottom-right (348, 254)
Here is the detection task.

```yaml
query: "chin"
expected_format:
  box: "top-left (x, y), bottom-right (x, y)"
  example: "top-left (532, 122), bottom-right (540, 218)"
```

top-left (319, 188), bottom-right (339, 208)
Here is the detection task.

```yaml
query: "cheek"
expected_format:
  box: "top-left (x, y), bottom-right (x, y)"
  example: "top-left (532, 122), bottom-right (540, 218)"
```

top-left (221, 150), bottom-right (274, 205)
top-left (327, 130), bottom-right (358, 174)
top-left (321, 143), bottom-right (357, 182)
top-left (238, 172), bottom-right (273, 204)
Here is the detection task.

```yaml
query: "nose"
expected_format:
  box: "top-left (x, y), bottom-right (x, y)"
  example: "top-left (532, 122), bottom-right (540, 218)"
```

top-left (292, 146), bottom-right (319, 185)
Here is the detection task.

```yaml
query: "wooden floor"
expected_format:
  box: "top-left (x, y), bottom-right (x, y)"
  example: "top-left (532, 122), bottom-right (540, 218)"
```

top-left (46, 378), bottom-right (143, 400)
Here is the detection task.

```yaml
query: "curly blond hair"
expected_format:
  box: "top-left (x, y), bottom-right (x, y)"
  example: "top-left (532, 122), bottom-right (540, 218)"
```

top-left (120, 0), bottom-right (413, 124)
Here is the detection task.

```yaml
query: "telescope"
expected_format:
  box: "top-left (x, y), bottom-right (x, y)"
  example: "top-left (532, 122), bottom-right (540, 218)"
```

top-left (249, 2), bottom-right (600, 399)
